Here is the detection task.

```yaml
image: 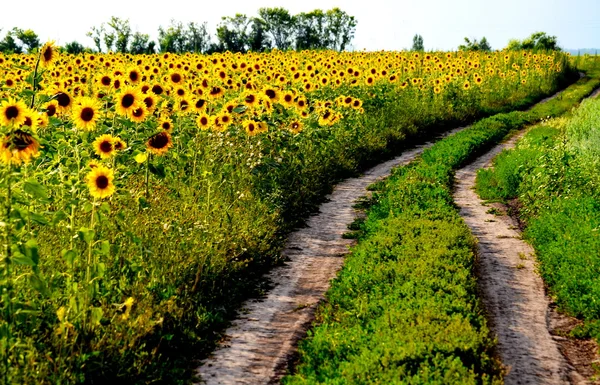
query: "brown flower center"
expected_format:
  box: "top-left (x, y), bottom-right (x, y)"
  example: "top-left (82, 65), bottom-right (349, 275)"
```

top-left (95, 175), bottom-right (109, 189)
top-left (80, 107), bottom-right (94, 122)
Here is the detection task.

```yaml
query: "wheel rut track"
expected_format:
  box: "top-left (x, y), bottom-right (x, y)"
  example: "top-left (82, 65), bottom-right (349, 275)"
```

top-left (195, 127), bottom-right (465, 385)
top-left (453, 81), bottom-right (600, 385)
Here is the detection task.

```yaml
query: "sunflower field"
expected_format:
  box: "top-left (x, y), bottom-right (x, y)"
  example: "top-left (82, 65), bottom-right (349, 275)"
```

top-left (0, 43), bottom-right (574, 384)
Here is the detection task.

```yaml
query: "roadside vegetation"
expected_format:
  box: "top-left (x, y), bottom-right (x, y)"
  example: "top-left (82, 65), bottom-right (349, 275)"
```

top-left (476, 55), bottom-right (600, 352)
top-left (284, 56), bottom-right (600, 384)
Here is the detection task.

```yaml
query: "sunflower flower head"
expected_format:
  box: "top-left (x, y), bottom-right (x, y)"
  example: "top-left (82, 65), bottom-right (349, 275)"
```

top-left (0, 130), bottom-right (41, 166)
top-left (0, 98), bottom-right (29, 127)
top-left (85, 165), bottom-right (115, 199)
top-left (40, 41), bottom-right (58, 68)
top-left (146, 131), bottom-right (172, 156)
top-left (72, 97), bottom-right (102, 131)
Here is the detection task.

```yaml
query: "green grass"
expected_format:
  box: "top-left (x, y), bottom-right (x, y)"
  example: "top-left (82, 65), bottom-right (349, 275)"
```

top-left (284, 59), bottom-right (600, 384)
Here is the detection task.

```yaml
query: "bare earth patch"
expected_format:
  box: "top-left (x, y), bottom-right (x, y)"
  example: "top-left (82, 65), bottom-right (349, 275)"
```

top-left (195, 127), bottom-right (465, 385)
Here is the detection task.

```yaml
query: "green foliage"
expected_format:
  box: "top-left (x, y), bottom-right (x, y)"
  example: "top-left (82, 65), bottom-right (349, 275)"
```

top-left (459, 37), bottom-right (491, 52)
top-left (412, 34), bottom-right (424, 51)
top-left (285, 57), bottom-right (599, 385)
top-left (258, 7), bottom-right (295, 50)
top-left (505, 31), bottom-right (561, 51)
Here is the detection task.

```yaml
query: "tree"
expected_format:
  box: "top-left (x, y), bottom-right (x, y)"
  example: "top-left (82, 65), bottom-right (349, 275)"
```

top-left (248, 18), bottom-right (271, 52)
top-left (0, 29), bottom-right (22, 54)
top-left (158, 21), bottom-right (187, 53)
top-left (325, 8), bottom-right (356, 51)
top-left (13, 28), bottom-right (40, 52)
top-left (505, 32), bottom-right (561, 51)
top-left (412, 34), bottom-right (424, 51)
top-left (186, 22), bottom-right (211, 53)
top-left (216, 14), bottom-right (251, 53)
top-left (295, 10), bottom-right (329, 50)
top-left (106, 17), bottom-right (132, 53)
top-left (64, 41), bottom-right (86, 54)
top-left (458, 36), bottom-right (492, 51)
top-left (130, 32), bottom-right (155, 54)
top-left (258, 7), bottom-right (294, 50)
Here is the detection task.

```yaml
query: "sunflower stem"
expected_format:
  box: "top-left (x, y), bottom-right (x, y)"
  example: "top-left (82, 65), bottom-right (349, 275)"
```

top-left (145, 155), bottom-right (150, 200)
top-left (2, 165), bottom-right (13, 385)
top-left (29, 51), bottom-right (42, 109)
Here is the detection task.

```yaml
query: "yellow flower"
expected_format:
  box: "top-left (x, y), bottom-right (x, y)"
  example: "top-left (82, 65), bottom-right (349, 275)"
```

top-left (0, 98), bottom-right (28, 127)
top-left (146, 131), bottom-right (172, 156)
top-left (115, 86), bottom-right (143, 117)
top-left (40, 41), bottom-right (58, 68)
top-left (85, 165), bottom-right (115, 199)
top-left (0, 130), bottom-right (40, 165)
top-left (72, 97), bottom-right (102, 131)
top-left (93, 134), bottom-right (117, 159)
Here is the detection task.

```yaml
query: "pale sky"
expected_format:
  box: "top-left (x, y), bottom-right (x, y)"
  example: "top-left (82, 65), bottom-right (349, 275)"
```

top-left (1, 0), bottom-right (599, 51)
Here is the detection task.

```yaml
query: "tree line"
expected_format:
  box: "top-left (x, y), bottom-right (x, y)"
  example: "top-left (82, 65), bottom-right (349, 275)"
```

top-left (411, 31), bottom-right (560, 52)
top-left (0, 7), bottom-right (357, 55)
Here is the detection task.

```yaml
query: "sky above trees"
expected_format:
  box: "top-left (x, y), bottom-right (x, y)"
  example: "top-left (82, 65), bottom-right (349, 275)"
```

top-left (0, 0), bottom-right (598, 51)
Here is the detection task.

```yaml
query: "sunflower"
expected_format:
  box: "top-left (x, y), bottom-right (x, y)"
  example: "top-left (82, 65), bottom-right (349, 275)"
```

top-left (0, 98), bottom-right (28, 127)
top-left (216, 111), bottom-right (233, 128)
top-left (85, 165), bottom-right (115, 199)
top-left (158, 117), bottom-right (174, 131)
top-left (295, 97), bottom-right (308, 110)
top-left (146, 131), bottom-right (172, 155)
top-left (114, 138), bottom-right (127, 151)
top-left (142, 93), bottom-right (158, 113)
top-left (351, 99), bottom-right (363, 110)
top-left (289, 120), bottom-right (303, 134)
top-left (242, 92), bottom-right (259, 108)
top-left (196, 113), bottom-right (211, 130)
top-left (20, 109), bottom-right (39, 132)
top-left (262, 86), bottom-right (280, 102)
top-left (96, 73), bottom-right (113, 88)
top-left (55, 90), bottom-right (73, 113)
top-left (93, 134), bottom-right (117, 159)
top-left (463, 81), bottom-right (471, 90)
top-left (127, 67), bottom-right (142, 84)
top-left (130, 106), bottom-right (148, 123)
top-left (194, 98), bottom-right (208, 112)
top-left (0, 130), bottom-right (40, 165)
top-left (208, 86), bottom-right (224, 99)
top-left (243, 119), bottom-right (260, 136)
top-left (280, 91), bottom-right (295, 108)
top-left (44, 100), bottom-right (59, 118)
top-left (72, 97), bottom-right (102, 130)
top-left (40, 41), bottom-right (58, 68)
top-left (115, 86), bottom-right (143, 117)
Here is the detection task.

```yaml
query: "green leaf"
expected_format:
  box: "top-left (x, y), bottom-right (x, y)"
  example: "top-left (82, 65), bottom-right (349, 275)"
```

top-left (82, 201), bottom-right (94, 213)
top-left (29, 212), bottom-right (49, 226)
top-left (95, 262), bottom-right (106, 278)
top-left (149, 163), bottom-right (166, 179)
top-left (232, 105), bottom-right (247, 114)
top-left (23, 179), bottom-right (49, 201)
top-left (90, 307), bottom-right (104, 325)
top-left (12, 254), bottom-right (35, 266)
top-left (30, 274), bottom-right (49, 297)
top-left (78, 227), bottom-right (95, 243)
top-left (52, 210), bottom-right (68, 226)
top-left (25, 239), bottom-right (39, 266)
top-left (62, 249), bottom-right (77, 265)
top-left (98, 240), bottom-right (110, 256)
